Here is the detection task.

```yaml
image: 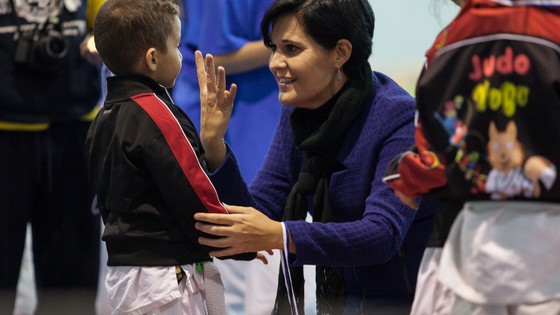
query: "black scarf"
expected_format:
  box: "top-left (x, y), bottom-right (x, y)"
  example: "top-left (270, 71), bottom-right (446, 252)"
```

top-left (272, 63), bottom-right (373, 315)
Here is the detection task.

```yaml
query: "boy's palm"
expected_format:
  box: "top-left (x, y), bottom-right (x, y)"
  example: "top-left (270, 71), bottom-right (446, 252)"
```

top-left (195, 50), bottom-right (237, 168)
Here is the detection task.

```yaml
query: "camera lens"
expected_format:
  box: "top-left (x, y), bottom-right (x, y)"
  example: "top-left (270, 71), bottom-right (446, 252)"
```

top-left (35, 32), bottom-right (68, 61)
top-left (44, 34), bottom-right (68, 59)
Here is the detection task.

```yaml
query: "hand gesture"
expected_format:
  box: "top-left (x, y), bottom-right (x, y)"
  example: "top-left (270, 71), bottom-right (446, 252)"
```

top-left (195, 50), bottom-right (237, 170)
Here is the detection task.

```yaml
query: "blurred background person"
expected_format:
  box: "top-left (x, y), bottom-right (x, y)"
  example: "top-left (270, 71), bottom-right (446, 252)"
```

top-left (172, 1), bottom-right (283, 314)
top-left (0, 0), bottom-right (102, 314)
top-left (385, 0), bottom-right (560, 314)
top-left (174, 0), bottom-right (280, 183)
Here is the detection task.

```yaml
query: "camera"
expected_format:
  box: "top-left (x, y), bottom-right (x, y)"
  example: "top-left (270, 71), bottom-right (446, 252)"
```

top-left (14, 18), bottom-right (68, 71)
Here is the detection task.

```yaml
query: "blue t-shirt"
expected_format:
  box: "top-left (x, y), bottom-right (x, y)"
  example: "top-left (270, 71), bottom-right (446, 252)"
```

top-left (173, 0), bottom-right (280, 183)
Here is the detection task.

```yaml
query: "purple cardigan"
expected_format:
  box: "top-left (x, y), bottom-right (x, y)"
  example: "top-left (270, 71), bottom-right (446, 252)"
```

top-left (210, 71), bottom-right (435, 301)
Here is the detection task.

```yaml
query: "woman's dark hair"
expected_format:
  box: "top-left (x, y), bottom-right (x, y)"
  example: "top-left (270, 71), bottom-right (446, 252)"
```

top-left (260, 0), bottom-right (374, 75)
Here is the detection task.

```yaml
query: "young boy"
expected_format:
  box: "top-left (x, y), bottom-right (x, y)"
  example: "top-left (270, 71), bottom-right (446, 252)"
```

top-left (86, 0), bottom-right (253, 313)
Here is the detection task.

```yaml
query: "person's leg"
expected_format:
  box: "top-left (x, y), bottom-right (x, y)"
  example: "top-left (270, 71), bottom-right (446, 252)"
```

top-left (450, 295), bottom-right (508, 315)
top-left (145, 299), bottom-right (183, 315)
top-left (145, 287), bottom-right (206, 315)
top-left (146, 275), bottom-right (206, 315)
top-left (95, 219), bottom-right (113, 315)
top-left (244, 251), bottom-right (280, 315)
top-left (516, 299), bottom-right (560, 315)
top-left (410, 247), bottom-right (455, 315)
top-left (212, 259), bottom-right (246, 315)
top-left (0, 131), bottom-right (37, 314)
top-left (303, 215), bottom-right (317, 314)
top-left (31, 122), bottom-right (100, 311)
top-left (148, 262), bottom-right (224, 315)
top-left (360, 299), bottom-right (412, 315)
top-left (13, 224), bottom-right (38, 315)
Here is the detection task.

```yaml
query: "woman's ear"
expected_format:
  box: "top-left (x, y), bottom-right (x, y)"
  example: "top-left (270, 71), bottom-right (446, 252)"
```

top-left (144, 47), bottom-right (158, 72)
top-left (334, 39), bottom-right (352, 67)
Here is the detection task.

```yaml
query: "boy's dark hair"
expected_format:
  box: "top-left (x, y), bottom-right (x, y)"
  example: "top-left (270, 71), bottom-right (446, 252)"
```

top-left (261, 0), bottom-right (374, 75)
top-left (94, 0), bottom-right (180, 75)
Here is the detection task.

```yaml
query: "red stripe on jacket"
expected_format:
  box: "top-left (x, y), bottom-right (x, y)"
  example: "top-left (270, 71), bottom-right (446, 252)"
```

top-left (131, 93), bottom-right (228, 214)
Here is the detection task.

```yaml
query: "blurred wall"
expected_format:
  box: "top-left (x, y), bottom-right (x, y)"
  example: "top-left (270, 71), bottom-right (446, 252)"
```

top-left (369, 0), bottom-right (460, 93)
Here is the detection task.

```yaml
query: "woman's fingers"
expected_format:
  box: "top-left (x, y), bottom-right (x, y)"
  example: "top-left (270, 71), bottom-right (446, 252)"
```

top-left (216, 67), bottom-right (236, 112)
top-left (199, 237), bottom-right (264, 259)
top-left (195, 51), bottom-right (236, 112)
top-left (193, 206), bottom-right (251, 226)
top-left (194, 221), bottom-right (233, 237)
top-left (195, 50), bottom-right (207, 93)
top-left (203, 53), bottom-right (215, 90)
top-left (195, 51), bottom-right (218, 96)
top-left (222, 204), bottom-right (251, 214)
top-left (198, 234), bottom-right (233, 247)
top-left (255, 253), bottom-right (269, 265)
top-left (194, 212), bottom-right (233, 225)
top-left (208, 247), bottom-right (243, 258)
top-left (216, 66), bottom-right (225, 95)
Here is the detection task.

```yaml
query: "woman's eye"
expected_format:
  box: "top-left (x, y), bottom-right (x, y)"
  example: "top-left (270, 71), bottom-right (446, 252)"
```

top-left (286, 44), bottom-right (298, 53)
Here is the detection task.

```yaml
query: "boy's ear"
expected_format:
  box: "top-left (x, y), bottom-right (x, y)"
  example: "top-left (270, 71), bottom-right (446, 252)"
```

top-left (145, 47), bottom-right (158, 72)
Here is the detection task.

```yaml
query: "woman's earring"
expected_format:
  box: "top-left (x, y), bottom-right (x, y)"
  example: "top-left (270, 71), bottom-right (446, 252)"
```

top-left (336, 67), bottom-right (342, 81)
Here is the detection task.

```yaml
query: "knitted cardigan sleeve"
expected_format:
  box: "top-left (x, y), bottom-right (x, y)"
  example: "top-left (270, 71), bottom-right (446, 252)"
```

top-left (211, 73), bottom-right (425, 267)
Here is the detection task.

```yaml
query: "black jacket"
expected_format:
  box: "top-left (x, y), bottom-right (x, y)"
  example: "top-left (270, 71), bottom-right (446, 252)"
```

top-left (86, 75), bottom-right (239, 266)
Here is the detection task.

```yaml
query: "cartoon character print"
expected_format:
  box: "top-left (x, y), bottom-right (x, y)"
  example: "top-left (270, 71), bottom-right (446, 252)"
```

top-left (454, 148), bottom-right (486, 194)
top-left (485, 120), bottom-right (557, 199)
top-left (434, 95), bottom-right (487, 193)
top-left (433, 95), bottom-right (468, 146)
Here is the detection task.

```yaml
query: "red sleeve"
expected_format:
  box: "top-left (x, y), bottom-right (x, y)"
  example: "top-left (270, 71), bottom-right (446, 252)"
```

top-left (383, 123), bottom-right (448, 198)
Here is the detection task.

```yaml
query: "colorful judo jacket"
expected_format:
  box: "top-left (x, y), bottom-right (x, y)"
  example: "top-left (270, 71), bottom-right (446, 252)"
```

top-left (384, 0), bottom-right (560, 202)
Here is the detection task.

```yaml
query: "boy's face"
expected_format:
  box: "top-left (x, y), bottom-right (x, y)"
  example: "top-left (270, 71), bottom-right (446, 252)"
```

top-left (154, 16), bottom-right (182, 88)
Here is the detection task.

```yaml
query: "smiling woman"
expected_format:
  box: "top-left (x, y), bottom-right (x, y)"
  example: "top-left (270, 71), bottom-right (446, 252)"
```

top-left (266, 13), bottom-right (350, 109)
top-left (193, 0), bottom-right (437, 314)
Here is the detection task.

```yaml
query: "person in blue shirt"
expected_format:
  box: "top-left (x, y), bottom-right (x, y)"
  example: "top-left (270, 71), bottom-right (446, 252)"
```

top-left (173, 0), bottom-right (279, 184)
top-left (172, 1), bottom-right (283, 314)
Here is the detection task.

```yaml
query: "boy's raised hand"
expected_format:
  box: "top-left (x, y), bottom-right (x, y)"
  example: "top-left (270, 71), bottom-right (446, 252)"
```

top-left (195, 50), bottom-right (237, 170)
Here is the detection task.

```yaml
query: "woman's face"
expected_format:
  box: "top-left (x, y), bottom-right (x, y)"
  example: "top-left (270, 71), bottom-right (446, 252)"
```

top-left (268, 14), bottom-right (341, 109)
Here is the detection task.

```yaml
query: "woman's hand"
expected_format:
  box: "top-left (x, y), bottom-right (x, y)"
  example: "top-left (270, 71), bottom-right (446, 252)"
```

top-left (194, 205), bottom-right (284, 258)
top-left (195, 50), bottom-right (237, 170)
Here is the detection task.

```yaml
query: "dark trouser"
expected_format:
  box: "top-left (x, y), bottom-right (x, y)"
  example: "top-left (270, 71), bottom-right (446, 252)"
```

top-left (344, 295), bottom-right (413, 315)
top-left (0, 121), bottom-right (100, 311)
